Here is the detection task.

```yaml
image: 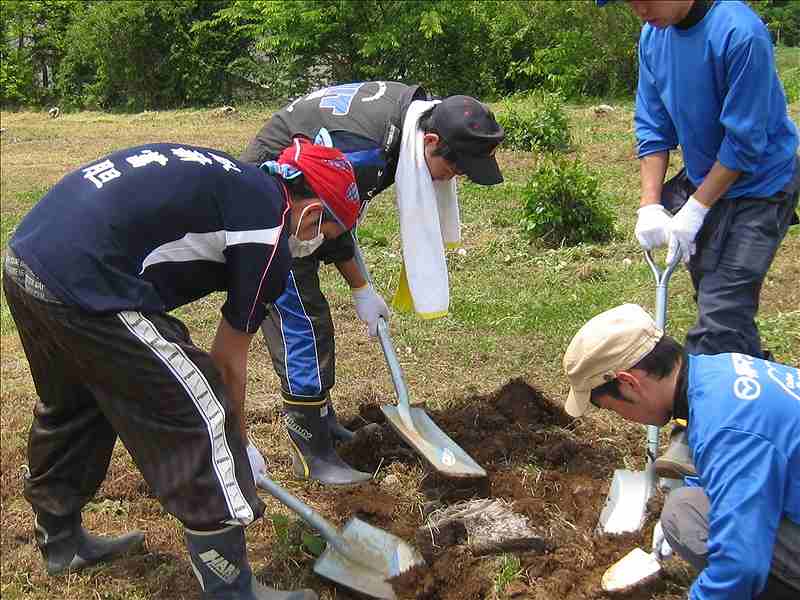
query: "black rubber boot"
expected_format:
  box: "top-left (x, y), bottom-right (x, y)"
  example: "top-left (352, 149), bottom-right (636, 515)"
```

top-left (34, 511), bottom-right (145, 576)
top-left (324, 395), bottom-right (355, 443)
top-left (284, 402), bottom-right (372, 486)
top-left (185, 526), bottom-right (317, 600)
top-left (654, 425), bottom-right (697, 478)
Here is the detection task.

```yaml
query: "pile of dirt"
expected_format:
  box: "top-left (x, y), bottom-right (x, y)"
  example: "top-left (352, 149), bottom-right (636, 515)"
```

top-left (329, 379), bottom-right (681, 599)
top-left (391, 546), bottom-right (494, 600)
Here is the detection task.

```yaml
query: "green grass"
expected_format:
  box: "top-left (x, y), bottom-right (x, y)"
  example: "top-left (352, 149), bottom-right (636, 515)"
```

top-left (1, 80), bottom-right (799, 600)
top-left (493, 553), bottom-right (523, 596)
top-left (776, 46), bottom-right (799, 102)
top-left (0, 188), bottom-right (51, 335)
top-left (775, 45), bottom-right (799, 77)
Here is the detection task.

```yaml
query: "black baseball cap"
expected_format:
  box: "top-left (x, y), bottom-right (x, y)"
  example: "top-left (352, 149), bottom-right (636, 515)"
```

top-left (430, 95), bottom-right (505, 185)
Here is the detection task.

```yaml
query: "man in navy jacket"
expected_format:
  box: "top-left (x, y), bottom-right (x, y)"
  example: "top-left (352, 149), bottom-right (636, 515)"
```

top-left (4, 141), bottom-right (360, 599)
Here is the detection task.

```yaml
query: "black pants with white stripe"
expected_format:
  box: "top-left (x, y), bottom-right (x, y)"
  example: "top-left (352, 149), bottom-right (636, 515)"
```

top-left (3, 274), bottom-right (264, 531)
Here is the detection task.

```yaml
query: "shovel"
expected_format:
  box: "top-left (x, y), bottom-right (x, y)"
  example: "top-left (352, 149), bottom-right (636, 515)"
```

top-left (601, 547), bottom-right (662, 593)
top-left (352, 240), bottom-right (487, 479)
top-left (256, 473), bottom-right (424, 599)
top-left (596, 249), bottom-right (680, 535)
top-left (601, 522), bottom-right (674, 594)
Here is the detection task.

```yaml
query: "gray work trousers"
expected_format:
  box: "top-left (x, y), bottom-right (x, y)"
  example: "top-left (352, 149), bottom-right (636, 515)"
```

top-left (661, 486), bottom-right (800, 598)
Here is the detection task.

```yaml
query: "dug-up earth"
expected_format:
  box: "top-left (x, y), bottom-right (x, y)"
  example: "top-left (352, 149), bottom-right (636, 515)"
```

top-left (0, 377), bottom-right (695, 600)
top-left (330, 380), bottom-right (694, 600)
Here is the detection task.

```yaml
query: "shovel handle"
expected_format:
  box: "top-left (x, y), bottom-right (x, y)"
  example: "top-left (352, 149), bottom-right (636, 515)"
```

top-left (644, 249), bottom-right (680, 331)
top-left (375, 319), bottom-right (413, 413)
top-left (352, 240), bottom-right (414, 426)
top-left (255, 474), bottom-right (349, 555)
top-left (643, 250), bottom-right (680, 481)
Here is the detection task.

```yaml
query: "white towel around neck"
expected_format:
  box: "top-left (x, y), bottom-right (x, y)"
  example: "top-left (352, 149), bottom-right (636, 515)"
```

top-left (393, 99), bottom-right (461, 319)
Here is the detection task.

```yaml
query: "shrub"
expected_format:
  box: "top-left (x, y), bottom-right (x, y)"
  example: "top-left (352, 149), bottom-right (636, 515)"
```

top-left (520, 156), bottom-right (615, 248)
top-left (486, 0), bottom-right (642, 99)
top-left (496, 92), bottom-right (571, 152)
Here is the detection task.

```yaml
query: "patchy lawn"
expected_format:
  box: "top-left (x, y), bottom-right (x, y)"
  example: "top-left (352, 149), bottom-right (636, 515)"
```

top-left (1, 95), bottom-right (797, 600)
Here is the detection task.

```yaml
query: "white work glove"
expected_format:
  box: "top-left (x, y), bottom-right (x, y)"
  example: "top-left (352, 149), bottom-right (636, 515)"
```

top-left (635, 204), bottom-right (673, 250)
top-left (352, 284), bottom-right (390, 337)
top-left (651, 521), bottom-right (673, 562)
top-left (246, 440), bottom-right (267, 484)
top-left (667, 195), bottom-right (710, 264)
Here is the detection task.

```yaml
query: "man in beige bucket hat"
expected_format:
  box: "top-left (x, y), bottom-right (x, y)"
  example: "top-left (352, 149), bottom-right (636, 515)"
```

top-left (563, 303), bottom-right (800, 600)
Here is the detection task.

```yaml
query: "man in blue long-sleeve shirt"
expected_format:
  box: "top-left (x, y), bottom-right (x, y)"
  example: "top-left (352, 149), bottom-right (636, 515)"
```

top-left (564, 304), bottom-right (800, 600)
top-left (598, 0), bottom-right (800, 477)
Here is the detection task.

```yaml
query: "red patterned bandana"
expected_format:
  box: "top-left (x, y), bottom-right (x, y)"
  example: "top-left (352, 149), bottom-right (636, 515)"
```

top-left (277, 139), bottom-right (360, 230)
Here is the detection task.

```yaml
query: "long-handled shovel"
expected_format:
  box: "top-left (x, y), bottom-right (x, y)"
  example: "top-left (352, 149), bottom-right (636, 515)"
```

top-left (596, 249), bottom-right (680, 535)
top-left (352, 240), bottom-right (487, 479)
top-left (256, 473), bottom-right (424, 599)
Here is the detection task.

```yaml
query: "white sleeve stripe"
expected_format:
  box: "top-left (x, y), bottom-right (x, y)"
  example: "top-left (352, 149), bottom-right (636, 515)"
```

top-left (225, 227), bottom-right (282, 246)
top-left (140, 227), bottom-right (282, 273)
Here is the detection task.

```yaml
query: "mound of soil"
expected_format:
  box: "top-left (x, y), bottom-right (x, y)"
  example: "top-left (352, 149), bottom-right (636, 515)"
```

top-left (391, 546), bottom-right (494, 600)
top-left (329, 379), bottom-right (680, 599)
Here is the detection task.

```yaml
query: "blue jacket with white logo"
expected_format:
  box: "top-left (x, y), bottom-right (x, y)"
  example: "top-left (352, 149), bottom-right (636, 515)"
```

top-left (635, 1), bottom-right (798, 198)
top-left (687, 353), bottom-right (800, 600)
top-left (10, 143), bottom-right (291, 333)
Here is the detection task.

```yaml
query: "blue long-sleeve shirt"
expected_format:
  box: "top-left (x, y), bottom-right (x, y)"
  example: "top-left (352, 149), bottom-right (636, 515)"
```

top-left (687, 353), bottom-right (800, 600)
top-left (635, 1), bottom-right (798, 198)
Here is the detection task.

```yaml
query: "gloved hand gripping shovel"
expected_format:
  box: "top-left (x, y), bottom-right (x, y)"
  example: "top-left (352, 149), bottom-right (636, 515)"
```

top-left (596, 249), bottom-right (680, 535)
top-left (256, 473), bottom-right (424, 599)
top-left (353, 240), bottom-right (487, 479)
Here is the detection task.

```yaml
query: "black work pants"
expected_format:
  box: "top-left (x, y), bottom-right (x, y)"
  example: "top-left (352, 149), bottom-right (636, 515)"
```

top-left (661, 166), bottom-right (799, 357)
top-left (3, 264), bottom-right (264, 530)
top-left (686, 191), bottom-right (798, 357)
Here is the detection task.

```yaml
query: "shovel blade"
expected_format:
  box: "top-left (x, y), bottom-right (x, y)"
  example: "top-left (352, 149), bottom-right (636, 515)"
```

top-left (381, 405), bottom-right (487, 479)
top-left (314, 517), bottom-right (425, 600)
top-left (601, 547), bottom-right (661, 593)
top-left (597, 469), bottom-right (653, 535)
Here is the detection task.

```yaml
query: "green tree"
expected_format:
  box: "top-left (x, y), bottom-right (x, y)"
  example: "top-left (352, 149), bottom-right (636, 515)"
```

top-left (1, 0), bottom-right (80, 105)
top-left (483, 0), bottom-right (642, 98)
top-left (1, 1), bottom-right (35, 105)
top-left (215, 0), bottom-right (498, 99)
top-left (56, 0), bottom-right (251, 110)
top-left (3, 0), bottom-right (650, 109)
top-left (751, 0), bottom-right (800, 46)
top-left (217, 0), bottom-right (642, 101)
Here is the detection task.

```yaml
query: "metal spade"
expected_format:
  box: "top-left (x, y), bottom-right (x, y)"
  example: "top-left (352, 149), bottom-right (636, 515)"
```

top-left (256, 474), bottom-right (424, 599)
top-left (597, 249), bottom-right (680, 534)
top-left (353, 240), bottom-right (487, 479)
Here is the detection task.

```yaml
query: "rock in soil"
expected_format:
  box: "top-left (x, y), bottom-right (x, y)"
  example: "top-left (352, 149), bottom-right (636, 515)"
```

top-left (415, 498), bottom-right (546, 562)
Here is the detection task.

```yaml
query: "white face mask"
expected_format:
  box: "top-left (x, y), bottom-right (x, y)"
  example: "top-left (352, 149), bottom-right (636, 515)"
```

top-left (289, 204), bottom-right (325, 258)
